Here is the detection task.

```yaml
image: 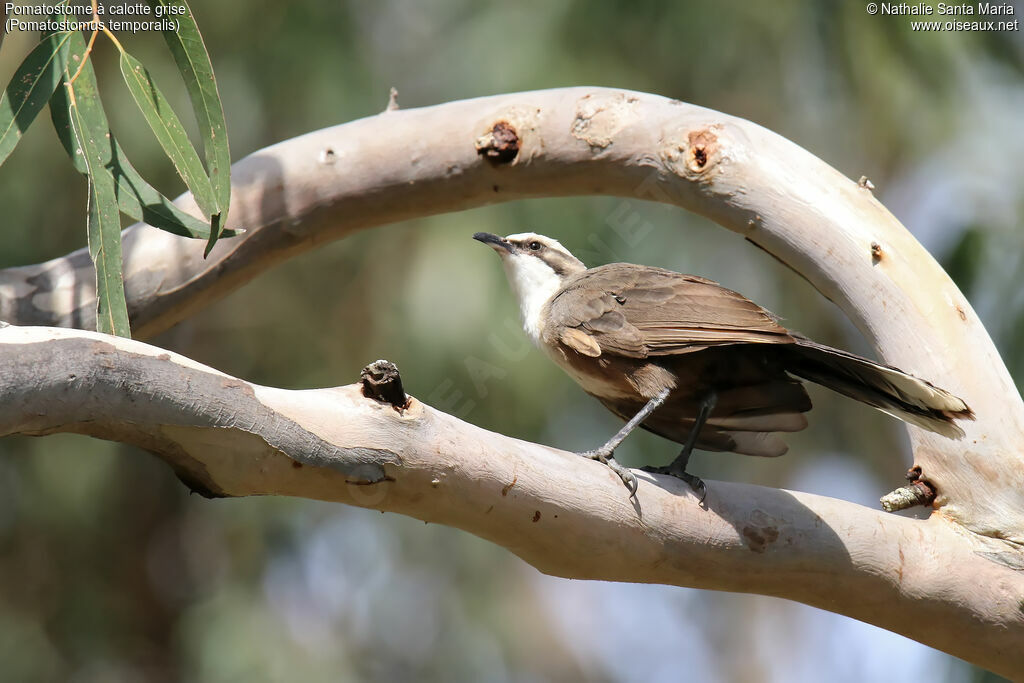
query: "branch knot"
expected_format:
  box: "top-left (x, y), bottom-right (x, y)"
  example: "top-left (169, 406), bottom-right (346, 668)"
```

top-left (360, 359), bottom-right (409, 411)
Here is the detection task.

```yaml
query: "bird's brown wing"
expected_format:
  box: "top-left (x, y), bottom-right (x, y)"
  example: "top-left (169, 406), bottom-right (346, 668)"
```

top-left (543, 264), bottom-right (794, 358)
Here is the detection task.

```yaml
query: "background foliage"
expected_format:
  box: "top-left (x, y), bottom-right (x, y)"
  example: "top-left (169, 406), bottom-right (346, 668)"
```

top-left (1, 1), bottom-right (1022, 680)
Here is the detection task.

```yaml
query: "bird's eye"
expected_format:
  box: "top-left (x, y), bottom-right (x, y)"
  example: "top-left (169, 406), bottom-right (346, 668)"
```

top-left (528, 241), bottom-right (542, 251)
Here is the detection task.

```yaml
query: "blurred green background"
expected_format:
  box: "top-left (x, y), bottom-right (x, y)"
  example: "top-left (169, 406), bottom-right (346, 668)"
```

top-left (1, 1), bottom-right (1022, 681)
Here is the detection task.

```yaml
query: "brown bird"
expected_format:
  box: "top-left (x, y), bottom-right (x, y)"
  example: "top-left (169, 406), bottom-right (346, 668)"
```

top-left (474, 231), bottom-right (972, 499)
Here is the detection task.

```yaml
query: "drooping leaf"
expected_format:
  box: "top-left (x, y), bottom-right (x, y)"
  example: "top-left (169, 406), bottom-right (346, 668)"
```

top-left (49, 32), bottom-right (236, 241)
top-left (107, 141), bottom-right (241, 239)
top-left (64, 76), bottom-right (131, 337)
top-left (56, 99), bottom-right (235, 239)
top-left (84, 174), bottom-right (131, 337)
top-left (119, 50), bottom-right (218, 220)
top-left (0, 31), bottom-right (72, 167)
top-left (150, 0), bottom-right (233, 254)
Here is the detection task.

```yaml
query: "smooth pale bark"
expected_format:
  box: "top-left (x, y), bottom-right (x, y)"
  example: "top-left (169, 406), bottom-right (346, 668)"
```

top-left (1, 88), bottom-right (1022, 673)
top-left (0, 324), bottom-right (1022, 677)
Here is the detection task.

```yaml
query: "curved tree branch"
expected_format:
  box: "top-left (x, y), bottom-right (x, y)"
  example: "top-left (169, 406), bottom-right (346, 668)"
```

top-left (1, 88), bottom-right (1023, 673)
top-left (3, 87), bottom-right (1019, 538)
top-left (0, 324), bottom-right (1021, 676)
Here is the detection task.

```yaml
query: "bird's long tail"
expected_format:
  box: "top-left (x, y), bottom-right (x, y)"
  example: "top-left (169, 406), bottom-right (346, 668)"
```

top-left (781, 338), bottom-right (973, 439)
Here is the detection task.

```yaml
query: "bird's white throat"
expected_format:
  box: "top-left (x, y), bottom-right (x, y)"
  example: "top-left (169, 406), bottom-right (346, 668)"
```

top-left (501, 252), bottom-right (564, 346)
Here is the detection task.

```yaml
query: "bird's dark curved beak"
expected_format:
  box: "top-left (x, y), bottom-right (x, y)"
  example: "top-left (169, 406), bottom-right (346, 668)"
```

top-left (473, 232), bottom-right (513, 253)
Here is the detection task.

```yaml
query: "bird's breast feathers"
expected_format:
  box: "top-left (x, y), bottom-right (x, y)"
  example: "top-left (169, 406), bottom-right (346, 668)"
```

top-left (502, 253), bottom-right (564, 347)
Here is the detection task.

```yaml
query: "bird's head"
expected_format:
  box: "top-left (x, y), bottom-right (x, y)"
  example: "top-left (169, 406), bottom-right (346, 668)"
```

top-left (474, 231), bottom-right (585, 289)
top-left (473, 231), bottom-right (586, 338)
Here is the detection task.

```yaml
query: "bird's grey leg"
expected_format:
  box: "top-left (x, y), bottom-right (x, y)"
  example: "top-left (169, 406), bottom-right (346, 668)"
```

top-left (578, 387), bottom-right (671, 497)
top-left (645, 392), bottom-right (718, 502)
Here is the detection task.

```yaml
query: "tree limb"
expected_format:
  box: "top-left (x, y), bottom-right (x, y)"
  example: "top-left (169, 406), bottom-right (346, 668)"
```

top-left (1, 87), bottom-right (1023, 672)
top-left (3, 87), bottom-right (1019, 538)
top-left (0, 323), bottom-right (1021, 676)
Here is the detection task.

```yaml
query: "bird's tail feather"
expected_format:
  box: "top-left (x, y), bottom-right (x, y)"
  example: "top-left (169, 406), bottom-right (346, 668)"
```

top-left (783, 339), bottom-right (973, 438)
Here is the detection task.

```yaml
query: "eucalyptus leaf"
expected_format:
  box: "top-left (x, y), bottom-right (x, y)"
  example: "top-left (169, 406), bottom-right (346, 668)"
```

top-left (65, 81), bottom-right (131, 337)
top-left (49, 31), bottom-right (234, 240)
top-left (0, 31), bottom-right (72, 167)
top-left (119, 50), bottom-right (218, 219)
top-left (149, 0), bottom-right (233, 254)
top-left (84, 176), bottom-right (131, 337)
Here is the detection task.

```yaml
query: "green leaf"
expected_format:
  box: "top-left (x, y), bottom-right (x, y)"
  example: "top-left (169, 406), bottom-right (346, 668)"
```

top-left (43, 14), bottom-right (129, 335)
top-left (150, 0), bottom-right (232, 253)
top-left (84, 175), bottom-right (131, 337)
top-left (65, 81), bottom-right (131, 337)
top-left (107, 141), bottom-right (242, 240)
top-left (49, 33), bottom-right (236, 241)
top-left (119, 50), bottom-right (218, 220)
top-left (0, 31), bottom-right (72, 167)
